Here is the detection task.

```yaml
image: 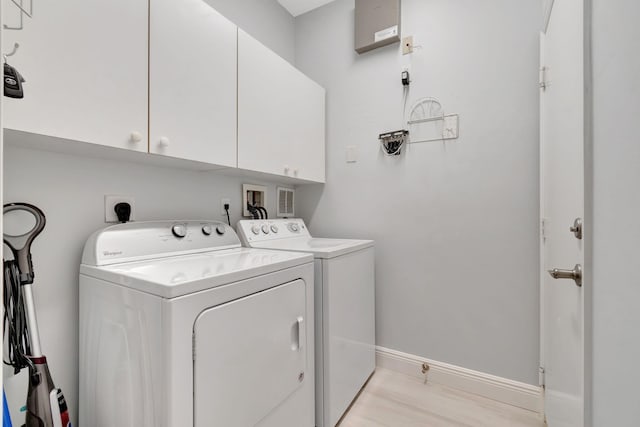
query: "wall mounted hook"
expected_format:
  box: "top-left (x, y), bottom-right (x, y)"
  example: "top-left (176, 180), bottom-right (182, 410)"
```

top-left (4, 0), bottom-right (33, 30)
top-left (3, 43), bottom-right (20, 63)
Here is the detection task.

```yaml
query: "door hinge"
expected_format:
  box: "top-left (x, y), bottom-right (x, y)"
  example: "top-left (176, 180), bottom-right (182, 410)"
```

top-left (539, 366), bottom-right (546, 387)
top-left (540, 218), bottom-right (547, 241)
top-left (539, 66), bottom-right (548, 91)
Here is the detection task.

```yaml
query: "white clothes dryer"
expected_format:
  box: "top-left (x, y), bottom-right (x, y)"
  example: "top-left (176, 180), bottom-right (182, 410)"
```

top-left (237, 219), bottom-right (375, 427)
top-left (79, 221), bottom-right (315, 427)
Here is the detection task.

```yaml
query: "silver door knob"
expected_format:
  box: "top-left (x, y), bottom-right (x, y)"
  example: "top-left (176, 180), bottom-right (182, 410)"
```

top-left (570, 218), bottom-right (583, 240)
top-left (548, 264), bottom-right (582, 287)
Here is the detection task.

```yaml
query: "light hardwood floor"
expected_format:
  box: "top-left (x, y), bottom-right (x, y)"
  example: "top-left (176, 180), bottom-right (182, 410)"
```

top-left (338, 368), bottom-right (545, 427)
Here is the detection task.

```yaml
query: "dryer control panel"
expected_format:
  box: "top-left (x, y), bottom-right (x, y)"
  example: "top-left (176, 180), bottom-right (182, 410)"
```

top-left (237, 219), bottom-right (310, 243)
top-left (82, 220), bottom-right (240, 266)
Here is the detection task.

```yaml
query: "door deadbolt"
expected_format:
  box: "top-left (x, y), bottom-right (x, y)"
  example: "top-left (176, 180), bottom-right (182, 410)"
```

top-left (548, 264), bottom-right (582, 287)
top-left (570, 218), bottom-right (583, 240)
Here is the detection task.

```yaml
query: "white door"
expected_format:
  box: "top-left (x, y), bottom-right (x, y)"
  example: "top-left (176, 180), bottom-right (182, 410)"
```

top-left (237, 30), bottom-right (326, 183)
top-left (1, 0), bottom-right (148, 151)
top-left (540, 0), bottom-right (585, 425)
top-left (193, 280), bottom-right (308, 427)
top-left (149, 0), bottom-right (237, 166)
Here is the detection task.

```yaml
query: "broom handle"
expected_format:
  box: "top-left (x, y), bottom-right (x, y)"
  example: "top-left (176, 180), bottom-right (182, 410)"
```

top-left (22, 284), bottom-right (42, 357)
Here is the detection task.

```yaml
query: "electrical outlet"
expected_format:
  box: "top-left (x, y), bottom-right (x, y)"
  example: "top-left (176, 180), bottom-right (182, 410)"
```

top-left (105, 195), bottom-right (136, 223)
top-left (402, 36), bottom-right (414, 55)
top-left (221, 198), bottom-right (231, 215)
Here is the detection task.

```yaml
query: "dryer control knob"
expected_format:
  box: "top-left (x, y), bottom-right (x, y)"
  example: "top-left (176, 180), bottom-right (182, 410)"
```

top-left (261, 224), bottom-right (270, 234)
top-left (270, 225), bottom-right (279, 233)
top-left (289, 223), bottom-right (300, 233)
top-left (216, 225), bottom-right (226, 236)
top-left (251, 225), bottom-right (261, 235)
top-left (202, 225), bottom-right (213, 236)
top-left (172, 224), bottom-right (187, 238)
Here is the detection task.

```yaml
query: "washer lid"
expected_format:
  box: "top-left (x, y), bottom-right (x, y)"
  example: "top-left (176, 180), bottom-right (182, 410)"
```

top-left (248, 237), bottom-right (374, 259)
top-left (80, 247), bottom-right (313, 298)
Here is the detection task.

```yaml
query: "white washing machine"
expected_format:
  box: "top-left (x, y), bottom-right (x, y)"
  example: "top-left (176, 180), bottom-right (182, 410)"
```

top-left (237, 219), bottom-right (375, 427)
top-left (79, 221), bottom-right (315, 427)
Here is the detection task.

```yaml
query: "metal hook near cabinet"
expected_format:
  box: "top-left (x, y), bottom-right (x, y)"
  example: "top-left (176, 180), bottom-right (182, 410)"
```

top-left (9, 0), bottom-right (32, 17)
top-left (3, 43), bottom-right (20, 63)
top-left (4, 0), bottom-right (33, 30)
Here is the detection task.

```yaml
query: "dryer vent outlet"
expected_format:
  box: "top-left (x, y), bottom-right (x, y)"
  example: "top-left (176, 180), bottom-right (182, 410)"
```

top-left (277, 187), bottom-right (295, 217)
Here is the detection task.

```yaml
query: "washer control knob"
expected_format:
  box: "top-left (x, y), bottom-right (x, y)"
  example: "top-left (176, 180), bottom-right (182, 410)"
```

top-left (261, 224), bottom-right (270, 234)
top-left (216, 225), bottom-right (226, 236)
top-left (289, 223), bottom-right (300, 233)
top-left (202, 225), bottom-right (213, 236)
top-left (172, 224), bottom-right (187, 238)
top-left (270, 225), bottom-right (279, 233)
top-left (251, 225), bottom-right (261, 235)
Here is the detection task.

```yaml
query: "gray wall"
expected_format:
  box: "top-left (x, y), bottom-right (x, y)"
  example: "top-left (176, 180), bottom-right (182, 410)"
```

top-left (591, 0), bottom-right (640, 425)
top-left (295, 0), bottom-right (541, 384)
top-left (205, 0), bottom-right (295, 63)
top-left (1, 0), bottom-right (295, 422)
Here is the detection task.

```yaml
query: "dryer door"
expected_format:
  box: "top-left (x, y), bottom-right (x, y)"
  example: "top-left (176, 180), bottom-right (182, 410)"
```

top-left (193, 279), bottom-right (307, 426)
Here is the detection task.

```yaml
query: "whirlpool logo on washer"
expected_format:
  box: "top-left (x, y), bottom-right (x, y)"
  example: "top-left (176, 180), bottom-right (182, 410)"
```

top-left (103, 250), bottom-right (123, 257)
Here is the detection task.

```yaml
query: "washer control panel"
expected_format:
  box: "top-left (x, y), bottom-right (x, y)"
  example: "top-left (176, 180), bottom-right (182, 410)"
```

top-left (237, 219), bottom-right (310, 243)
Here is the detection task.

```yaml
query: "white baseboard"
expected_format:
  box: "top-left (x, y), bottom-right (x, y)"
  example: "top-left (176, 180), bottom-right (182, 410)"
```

top-left (376, 346), bottom-right (543, 413)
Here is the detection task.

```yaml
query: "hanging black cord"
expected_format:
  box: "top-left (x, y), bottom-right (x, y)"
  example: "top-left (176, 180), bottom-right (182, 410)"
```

top-left (225, 205), bottom-right (231, 226)
top-left (3, 259), bottom-right (35, 375)
top-left (257, 207), bottom-right (268, 220)
top-left (247, 203), bottom-right (260, 219)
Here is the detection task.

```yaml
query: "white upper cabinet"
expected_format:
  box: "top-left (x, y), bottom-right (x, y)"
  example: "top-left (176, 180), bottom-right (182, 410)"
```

top-left (149, 0), bottom-right (237, 167)
top-left (1, 0), bottom-right (148, 152)
top-left (238, 30), bottom-right (326, 183)
top-left (2, 2), bottom-right (324, 182)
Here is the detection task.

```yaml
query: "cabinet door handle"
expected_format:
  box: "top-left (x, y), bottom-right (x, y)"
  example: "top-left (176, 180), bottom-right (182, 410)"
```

top-left (158, 137), bottom-right (170, 148)
top-left (130, 131), bottom-right (142, 143)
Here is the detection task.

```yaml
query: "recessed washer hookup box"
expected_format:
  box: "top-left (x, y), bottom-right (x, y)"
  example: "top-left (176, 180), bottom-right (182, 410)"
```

top-left (355, 0), bottom-right (401, 54)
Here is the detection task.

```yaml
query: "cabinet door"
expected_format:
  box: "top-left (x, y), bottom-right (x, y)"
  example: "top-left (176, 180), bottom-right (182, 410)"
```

top-left (193, 279), bottom-right (308, 427)
top-left (149, 0), bottom-right (237, 167)
top-left (238, 30), bottom-right (325, 183)
top-left (1, 0), bottom-right (148, 151)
